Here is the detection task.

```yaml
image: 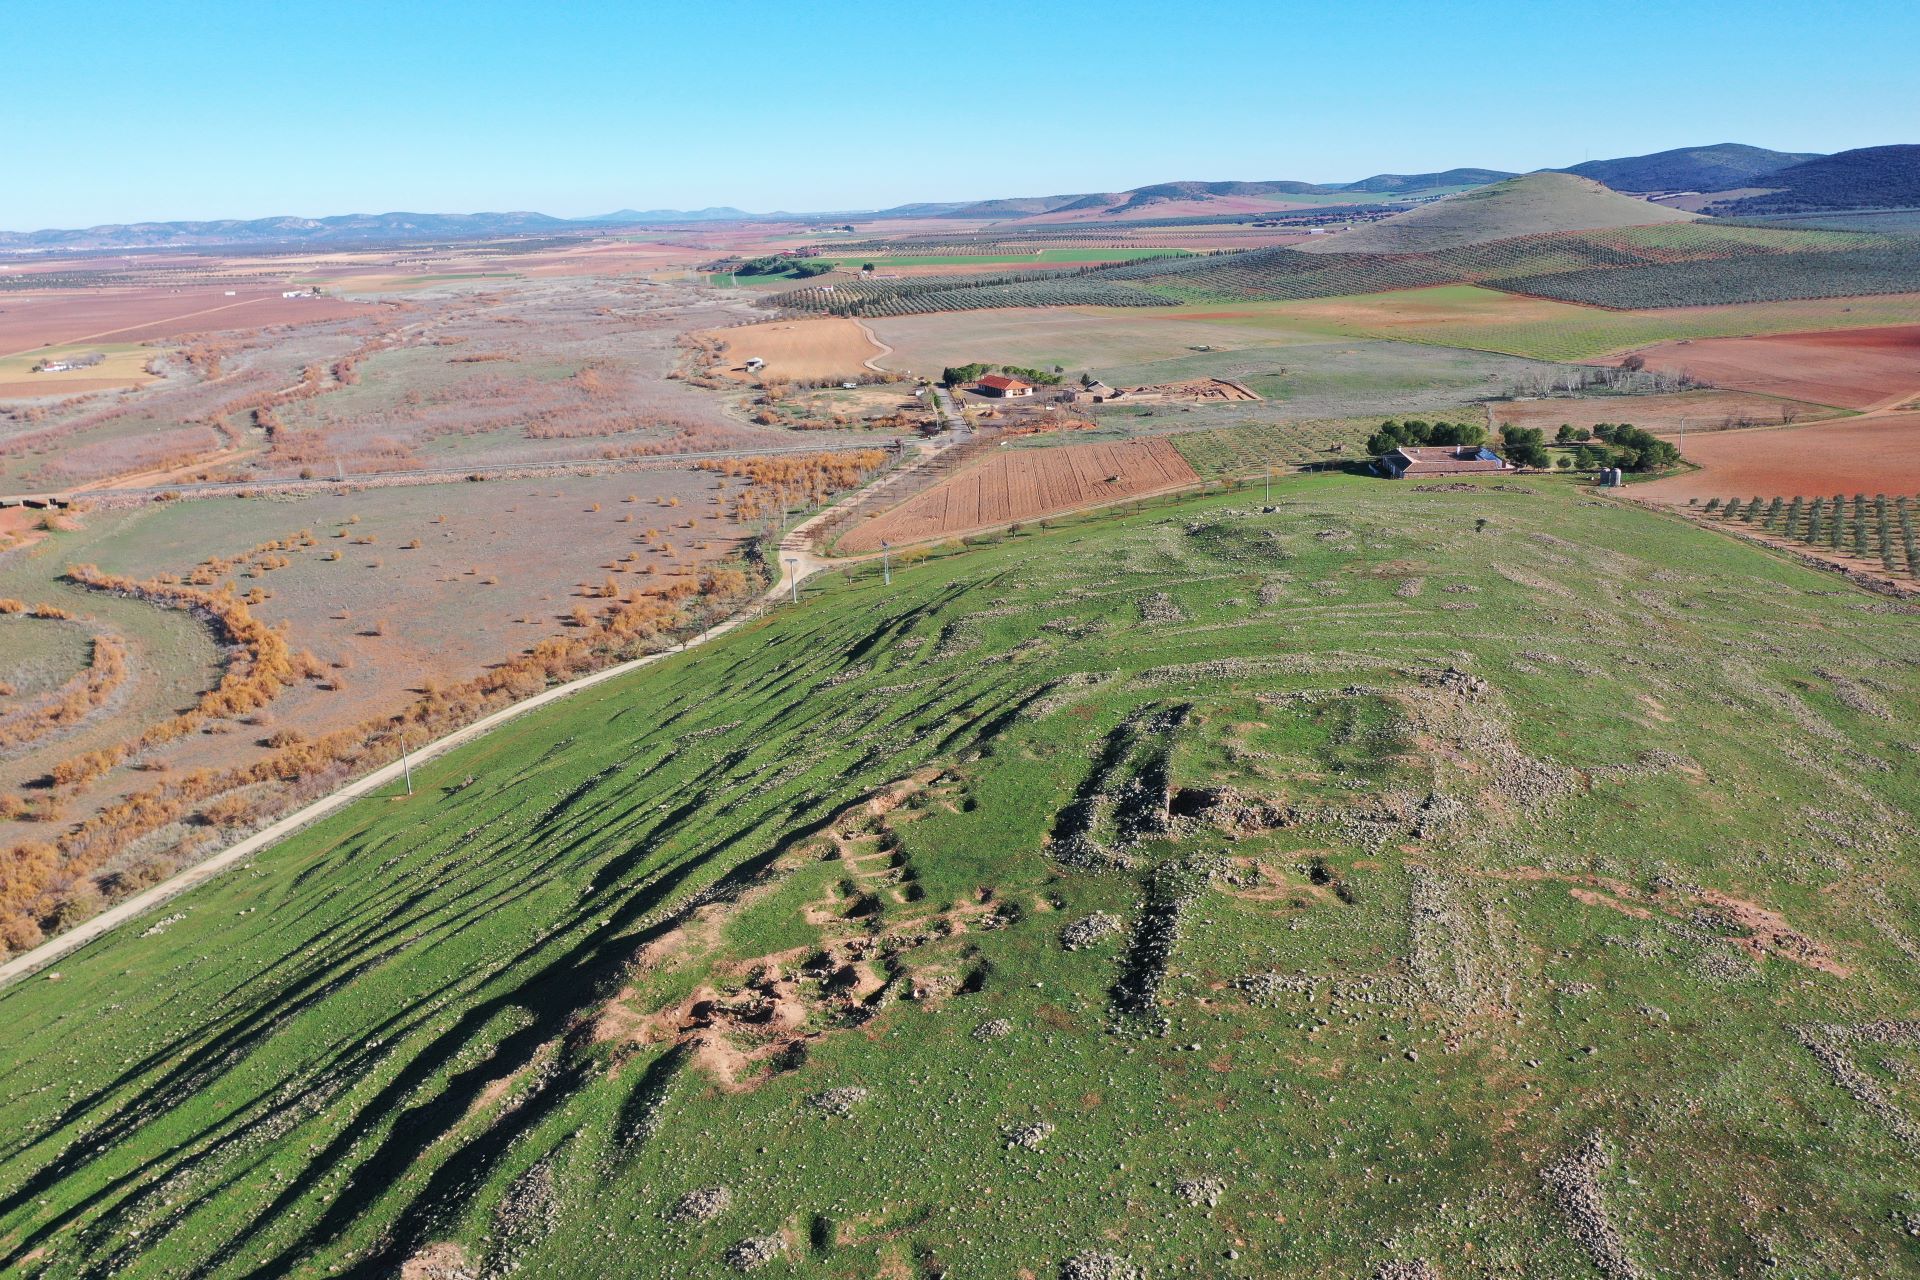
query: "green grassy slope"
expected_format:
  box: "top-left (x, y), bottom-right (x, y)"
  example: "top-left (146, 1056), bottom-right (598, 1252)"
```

top-left (2, 477), bottom-right (1920, 1279)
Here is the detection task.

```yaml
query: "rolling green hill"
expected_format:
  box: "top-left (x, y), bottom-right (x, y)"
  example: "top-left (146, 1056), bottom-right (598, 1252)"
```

top-left (2, 477), bottom-right (1918, 1279)
top-left (1297, 173), bottom-right (1696, 255)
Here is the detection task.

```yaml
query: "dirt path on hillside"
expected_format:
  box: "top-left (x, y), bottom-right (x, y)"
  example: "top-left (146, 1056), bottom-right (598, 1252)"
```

top-left (853, 319), bottom-right (894, 373)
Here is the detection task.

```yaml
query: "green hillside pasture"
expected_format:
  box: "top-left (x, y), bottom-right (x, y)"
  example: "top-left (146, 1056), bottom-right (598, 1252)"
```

top-left (2, 477), bottom-right (1918, 1277)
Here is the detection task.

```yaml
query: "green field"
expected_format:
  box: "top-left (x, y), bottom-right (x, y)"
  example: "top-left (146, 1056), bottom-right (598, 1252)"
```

top-left (817, 249), bottom-right (1192, 268)
top-left (1165, 417), bottom-right (1412, 473)
top-left (2, 476), bottom-right (1918, 1277)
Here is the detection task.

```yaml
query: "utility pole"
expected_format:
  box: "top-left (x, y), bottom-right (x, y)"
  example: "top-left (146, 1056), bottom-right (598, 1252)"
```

top-left (1264, 466), bottom-right (1272, 505)
top-left (401, 740), bottom-right (414, 796)
top-left (882, 540), bottom-right (891, 586)
top-left (787, 558), bottom-right (799, 604)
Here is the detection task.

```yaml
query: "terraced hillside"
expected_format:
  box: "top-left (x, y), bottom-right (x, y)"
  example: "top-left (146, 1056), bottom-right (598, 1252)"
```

top-left (2, 477), bottom-right (1919, 1279)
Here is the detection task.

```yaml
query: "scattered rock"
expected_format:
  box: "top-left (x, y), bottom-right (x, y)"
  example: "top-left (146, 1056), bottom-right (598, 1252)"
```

top-left (1005, 1121), bottom-right (1055, 1151)
top-left (807, 1086), bottom-right (870, 1116)
top-left (1542, 1132), bottom-right (1645, 1279)
top-left (1175, 1176), bottom-right (1225, 1208)
top-left (1061, 912), bottom-right (1122, 951)
top-left (1375, 1261), bottom-right (1441, 1280)
top-left (1061, 1250), bottom-right (1142, 1280)
top-left (667, 1185), bottom-right (732, 1223)
top-left (1136, 591), bottom-right (1188, 625)
top-left (724, 1234), bottom-right (786, 1272)
top-left (972, 1018), bottom-right (1013, 1042)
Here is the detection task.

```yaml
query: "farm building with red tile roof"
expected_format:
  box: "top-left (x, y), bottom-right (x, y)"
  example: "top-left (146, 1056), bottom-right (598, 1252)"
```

top-left (1380, 445), bottom-right (1510, 478)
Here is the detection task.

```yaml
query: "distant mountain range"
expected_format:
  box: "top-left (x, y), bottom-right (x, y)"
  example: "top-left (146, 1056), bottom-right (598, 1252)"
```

top-left (0, 211), bottom-right (584, 251)
top-left (580, 207), bottom-right (753, 223)
top-left (7, 144), bottom-right (1915, 251)
top-left (1554, 143), bottom-right (1823, 193)
top-left (871, 171), bottom-right (1521, 221)
top-left (1711, 145), bottom-right (1920, 215)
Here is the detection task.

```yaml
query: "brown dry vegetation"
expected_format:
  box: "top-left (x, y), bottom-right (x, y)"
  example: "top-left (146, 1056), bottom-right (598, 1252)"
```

top-left (696, 450), bottom-right (892, 521)
top-left (0, 548), bottom-right (771, 954)
top-left (0, 629), bottom-right (128, 754)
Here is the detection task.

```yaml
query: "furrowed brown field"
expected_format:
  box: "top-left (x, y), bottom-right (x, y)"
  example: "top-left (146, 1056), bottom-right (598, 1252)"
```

top-left (1623, 324), bottom-right (1920, 410)
top-left (838, 438), bottom-right (1195, 552)
top-left (1634, 410), bottom-right (1920, 502)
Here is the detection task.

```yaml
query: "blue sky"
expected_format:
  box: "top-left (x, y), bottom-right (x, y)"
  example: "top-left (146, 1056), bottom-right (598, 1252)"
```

top-left (9, 0), bottom-right (1917, 228)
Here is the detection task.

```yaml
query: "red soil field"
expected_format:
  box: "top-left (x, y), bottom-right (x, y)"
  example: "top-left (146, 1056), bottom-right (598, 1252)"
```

top-left (839, 439), bottom-right (1196, 553)
top-left (1625, 326), bottom-right (1920, 411)
top-left (0, 288), bottom-right (379, 355)
top-left (1634, 411), bottom-right (1920, 503)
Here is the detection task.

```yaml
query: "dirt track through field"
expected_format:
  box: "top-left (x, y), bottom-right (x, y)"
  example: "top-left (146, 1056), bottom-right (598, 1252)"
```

top-left (838, 439), bottom-right (1196, 553)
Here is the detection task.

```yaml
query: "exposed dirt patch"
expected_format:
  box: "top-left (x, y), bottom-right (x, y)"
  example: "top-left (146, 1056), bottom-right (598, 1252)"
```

top-left (697, 317), bottom-right (883, 382)
top-left (591, 770), bottom-right (989, 1088)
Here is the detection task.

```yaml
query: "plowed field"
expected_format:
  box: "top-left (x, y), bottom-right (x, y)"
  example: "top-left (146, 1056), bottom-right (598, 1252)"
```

top-left (1634, 410), bottom-right (1920, 502)
top-left (838, 439), bottom-right (1196, 552)
top-left (1624, 325), bottom-right (1920, 411)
